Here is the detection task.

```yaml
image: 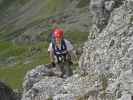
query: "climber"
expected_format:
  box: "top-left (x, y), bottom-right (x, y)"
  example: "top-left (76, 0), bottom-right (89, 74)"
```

top-left (48, 28), bottom-right (73, 78)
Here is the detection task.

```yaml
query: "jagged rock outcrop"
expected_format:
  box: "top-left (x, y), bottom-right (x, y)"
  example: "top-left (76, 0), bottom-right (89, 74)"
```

top-left (0, 81), bottom-right (18, 100)
top-left (22, 64), bottom-right (69, 93)
top-left (79, 0), bottom-right (133, 99)
top-left (89, 0), bottom-right (125, 33)
top-left (22, 64), bottom-right (95, 100)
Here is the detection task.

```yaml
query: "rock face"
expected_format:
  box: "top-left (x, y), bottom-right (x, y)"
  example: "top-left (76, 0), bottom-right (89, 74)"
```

top-left (22, 0), bottom-right (133, 100)
top-left (22, 64), bottom-right (95, 100)
top-left (0, 81), bottom-right (18, 100)
top-left (79, 0), bottom-right (133, 99)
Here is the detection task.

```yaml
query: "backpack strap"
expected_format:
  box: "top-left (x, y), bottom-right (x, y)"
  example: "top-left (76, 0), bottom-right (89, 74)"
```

top-left (52, 39), bottom-right (68, 63)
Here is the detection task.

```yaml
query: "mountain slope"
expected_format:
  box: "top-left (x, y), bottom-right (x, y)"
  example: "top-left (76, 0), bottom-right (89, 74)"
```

top-left (0, 0), bottom-right (90, 89)
top-left (0, 0), bottom-right (91, 41)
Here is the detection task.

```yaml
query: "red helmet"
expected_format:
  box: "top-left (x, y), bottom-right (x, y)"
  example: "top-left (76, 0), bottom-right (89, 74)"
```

top-left (53, 28), bottom-right (64, 39)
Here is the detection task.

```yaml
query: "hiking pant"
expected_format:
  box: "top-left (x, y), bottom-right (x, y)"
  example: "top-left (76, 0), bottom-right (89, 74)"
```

top-left (56, 60), bottom-right (73, 78)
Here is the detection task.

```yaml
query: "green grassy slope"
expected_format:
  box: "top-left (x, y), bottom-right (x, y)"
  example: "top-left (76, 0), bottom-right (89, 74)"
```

top-left (0, 41), bottom-right (50, 89)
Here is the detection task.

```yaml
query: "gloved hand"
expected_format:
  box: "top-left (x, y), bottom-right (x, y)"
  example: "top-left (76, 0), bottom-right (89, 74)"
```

top-left (51, 62), bottom-right (56, 67)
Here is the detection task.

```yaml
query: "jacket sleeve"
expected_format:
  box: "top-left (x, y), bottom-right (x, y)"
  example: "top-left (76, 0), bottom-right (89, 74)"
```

top-left (48, 43), bottom-right (52, 52)
top-left (65, 40), bottom-right (74, 51)
top-left (48, 43), bottom-right (55, 62)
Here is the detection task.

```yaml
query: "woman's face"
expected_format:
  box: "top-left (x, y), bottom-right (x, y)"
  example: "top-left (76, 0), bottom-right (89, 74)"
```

top-left (55, 37), bottom-right (62, 44)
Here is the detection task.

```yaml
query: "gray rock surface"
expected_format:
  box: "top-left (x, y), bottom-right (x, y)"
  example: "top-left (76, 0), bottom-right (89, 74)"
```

top-left (23, 64), bottom-right (62, 92)
top-left (22, 77), bottom-right (64, 100)
top-left (22, 63), bottom-right (94, 100)
top-left (53, 94), bottom-right (75, 100)
top-left (79, 0), bottom-right (133, 99)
